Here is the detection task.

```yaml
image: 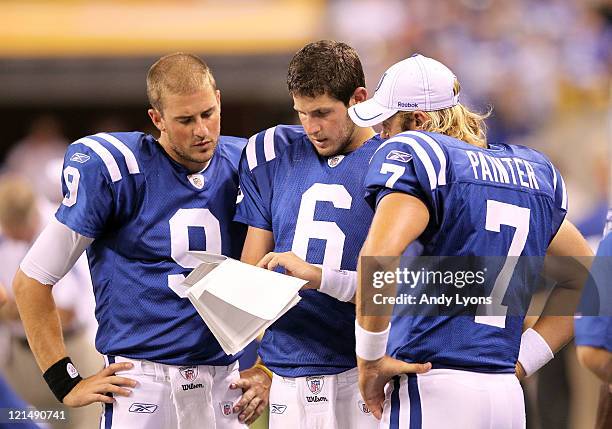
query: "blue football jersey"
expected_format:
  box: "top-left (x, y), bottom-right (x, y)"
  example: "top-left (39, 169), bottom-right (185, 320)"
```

top-left (55, 132), bottom-right (246, 365)
top-left (364, 131), bottom-right (568, 373)
top-left (235, 125), bottom-right (382, 377)
top-left (575, 226), bottom-right (612, 352)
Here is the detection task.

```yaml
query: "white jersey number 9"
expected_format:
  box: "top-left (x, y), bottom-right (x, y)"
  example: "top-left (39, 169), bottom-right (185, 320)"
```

top-left (62, 166), bottom-right (81, 207)
top-left (167, 208), bottom-right (221, 297)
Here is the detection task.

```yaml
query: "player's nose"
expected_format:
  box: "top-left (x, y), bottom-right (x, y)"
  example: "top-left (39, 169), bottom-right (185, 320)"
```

top-left (193, 117), bottom-right (208, 138)
top-left (302, 117), bottom-right (322, 136)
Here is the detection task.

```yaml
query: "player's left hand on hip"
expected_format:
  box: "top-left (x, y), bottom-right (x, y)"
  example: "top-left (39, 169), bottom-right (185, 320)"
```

top-left (357, 355), bottom-right (431, 420)
top-left (230, 366), bottom-right (272, 425)
top-left (256, 251), bottom-right (322, 289)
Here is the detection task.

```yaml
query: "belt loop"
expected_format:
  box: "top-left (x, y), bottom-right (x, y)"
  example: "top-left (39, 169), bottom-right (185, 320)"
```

top-left (119, 356), bottom-right (142, 373)
top-left (153, 362), bottom-right (165, 382)
top-left (209, 364), bottom-right (216, 378)
top-left (126, 357), bottom-right (142, 373)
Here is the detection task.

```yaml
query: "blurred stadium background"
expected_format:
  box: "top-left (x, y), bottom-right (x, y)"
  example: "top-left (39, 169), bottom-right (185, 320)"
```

top-left (0, 1), bottom-right (609, 428)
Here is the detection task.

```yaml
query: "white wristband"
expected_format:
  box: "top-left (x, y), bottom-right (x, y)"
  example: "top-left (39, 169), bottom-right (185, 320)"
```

top-left (355, 320), bottom-right (390, 361)
top-left (319, 267), bottom-right (357, 302)
top-left (518, 328), bottom-right (554, 377)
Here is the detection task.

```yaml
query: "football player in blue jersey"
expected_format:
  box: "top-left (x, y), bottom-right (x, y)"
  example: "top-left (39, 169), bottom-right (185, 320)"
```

top-left (575, 210), bottom-right (611, 427)
top-left (349, 55), bottom-right (593, 428)
top-left (232, 40), bottom-right (428, 429)
top-left (12, 53), bottom-right (265, 429)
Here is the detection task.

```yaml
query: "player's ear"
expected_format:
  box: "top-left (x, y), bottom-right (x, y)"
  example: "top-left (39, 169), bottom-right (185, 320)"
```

top-left (413, 111), bottom-right (429, 130)
top-left (349, 87), bottom-right (368, 106)
top-left (148, 108), bottom-right (165, 132)
top-left (216, 89), bottom-right (221, 113)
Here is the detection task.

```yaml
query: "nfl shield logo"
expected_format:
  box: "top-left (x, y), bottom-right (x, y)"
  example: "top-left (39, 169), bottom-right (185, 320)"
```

top-left (187, 173), bottom-right (205, 189)
top-left (179, 366), bottom-right (198, 382)
top-left (327, 155), bottom-right (345, 168)
top-left (220, 401), bottom-right (233, 416)
top-left (305, 376), bottom-right (324, 395)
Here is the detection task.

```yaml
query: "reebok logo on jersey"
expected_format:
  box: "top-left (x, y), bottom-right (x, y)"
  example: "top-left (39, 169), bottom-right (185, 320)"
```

top-left (386, 150), bottom-right (413, 163)
top-left (306, 376), bottom-right (324, 395)
top-left (70, 153), bottom-right (90, 163)
top-left (397, 101), bottom-right (419, 108)
top-left (129, 403), bottom-right (158, 413)
top-left (179, 366), bottom-right (198, 381)
top-left (181, 383), bottom-right (204, 391)
top-left (271, 404), bottom-right (287, 414)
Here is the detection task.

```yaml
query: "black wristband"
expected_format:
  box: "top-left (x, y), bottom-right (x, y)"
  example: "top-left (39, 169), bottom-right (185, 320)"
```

top-left (43, 357), bottom-right (83, 403)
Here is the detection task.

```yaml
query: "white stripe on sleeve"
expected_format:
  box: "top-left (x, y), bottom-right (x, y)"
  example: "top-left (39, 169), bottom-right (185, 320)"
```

top-left (95, 133), bottom-right (140, 174)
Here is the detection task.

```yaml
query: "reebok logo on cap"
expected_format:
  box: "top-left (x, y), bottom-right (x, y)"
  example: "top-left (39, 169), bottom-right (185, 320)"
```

top-left (349, 54), bottom-right (459, 128)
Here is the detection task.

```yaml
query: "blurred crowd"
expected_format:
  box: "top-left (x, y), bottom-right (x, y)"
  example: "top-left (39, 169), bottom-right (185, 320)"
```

top-left (332, 0), bottom-right (611, 137)
top-left (0, 117), bottom-right (101, 428)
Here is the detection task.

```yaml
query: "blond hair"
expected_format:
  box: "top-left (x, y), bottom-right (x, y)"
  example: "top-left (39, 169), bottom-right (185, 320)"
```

top-left (0, 176), bottom-right (36, 229)
top-left (146, 53), bottom-right (216, 112)
top-left (399, 80), bottom-right (491, 148)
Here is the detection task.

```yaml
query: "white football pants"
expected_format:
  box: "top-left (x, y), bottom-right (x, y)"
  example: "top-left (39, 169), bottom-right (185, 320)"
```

top-left (380, 369), bottom-right (525, 429)
top-left (268, 367), bottom-right (378, 429)
top-left (99, 355), bottom-right (247, 429)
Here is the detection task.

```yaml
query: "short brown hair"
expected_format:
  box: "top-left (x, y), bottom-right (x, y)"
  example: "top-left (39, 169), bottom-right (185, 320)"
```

top-left (146, 53), bottom-right (216, 112)
top-left (287, 40), bottom-right (365, 105)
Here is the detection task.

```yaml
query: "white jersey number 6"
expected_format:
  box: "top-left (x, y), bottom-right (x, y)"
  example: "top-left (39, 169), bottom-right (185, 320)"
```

top-left (291, 183), bottom-right (351, 270)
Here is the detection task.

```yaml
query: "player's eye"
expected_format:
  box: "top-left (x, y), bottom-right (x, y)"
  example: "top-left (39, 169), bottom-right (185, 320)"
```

top-left (178, 118), bottom-right (192, 124)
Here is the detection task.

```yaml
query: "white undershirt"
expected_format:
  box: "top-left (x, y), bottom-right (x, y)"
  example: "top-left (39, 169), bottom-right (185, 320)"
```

top-left (20, 217), bottom-right (93, 286)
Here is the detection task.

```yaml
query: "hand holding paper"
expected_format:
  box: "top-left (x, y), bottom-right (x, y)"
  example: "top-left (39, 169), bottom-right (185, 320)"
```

top-left (182, 253), bottom-right (306, 355)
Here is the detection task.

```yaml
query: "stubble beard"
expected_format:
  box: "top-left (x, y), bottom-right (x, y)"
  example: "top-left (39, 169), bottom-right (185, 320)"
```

top-left (170, 137), bottom-right (218, 169)
top-left (316, 118), bottom-right (356, 157)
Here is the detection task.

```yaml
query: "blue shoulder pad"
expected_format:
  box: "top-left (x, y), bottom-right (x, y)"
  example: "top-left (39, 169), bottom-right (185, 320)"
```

top-left (242, 125), bottom-right (304, 172)
top-left (364, 131), bottom-right (448, 217)
top-left (56, 132), bottom-right (145, 238)
top-left (217, 135), bottom-right (247, 170)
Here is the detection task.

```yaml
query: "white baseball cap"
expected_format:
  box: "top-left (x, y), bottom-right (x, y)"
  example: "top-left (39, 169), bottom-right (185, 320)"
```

top-left (349, 54), bottom-right (459, 127)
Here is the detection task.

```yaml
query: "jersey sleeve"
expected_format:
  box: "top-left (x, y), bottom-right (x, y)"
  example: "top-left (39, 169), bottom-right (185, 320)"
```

top-left (55, 138), bottom-right (116, 238)
top-left (364, 134), bottom-right (443, 222)
top-left (233, 130), bottom-right (274, 230)
top-left (548, 162), bottom-right (568, 239)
